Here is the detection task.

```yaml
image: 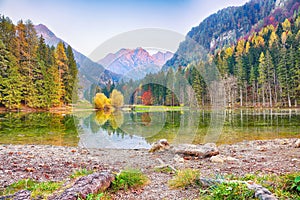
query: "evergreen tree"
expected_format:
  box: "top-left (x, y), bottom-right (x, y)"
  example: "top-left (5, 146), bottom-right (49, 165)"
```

top-left (0, 40), bottom-right (22, 109)
top-left (265, 50), bottom-right (275, 107)
top-left (66, 45), bottom-right (78, 104)
top-left (258, 52), bottom-right (267, 106)
top-left (277, 46), bottom-right (292, 107)
top-left (55, 42), bottom-right (68, 105)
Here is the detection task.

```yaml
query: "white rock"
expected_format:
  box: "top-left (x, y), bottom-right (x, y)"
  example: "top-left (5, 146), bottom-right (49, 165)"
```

top-left (295, 139), bottom-right (300, 148)
top-left (225, 156), bottom-right (238, 162)
top-left (149, 139), bottom-right (170, 152)
top-left (210, 155), bottom-right (224, 163)
top-left (173, 154), bottom-right (184, 163)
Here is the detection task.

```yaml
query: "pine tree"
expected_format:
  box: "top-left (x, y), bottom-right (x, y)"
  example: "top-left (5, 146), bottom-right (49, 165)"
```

top-left (55, 42), bottom-right (68, 105)
top-left (165, 68), bottom-right (175, 106)
top-left (0, 16), bottom-right (16, 54)
top-left (258, 52), bottom-right (267, 107)
top-left (265, 50), bottom-right (275, 107)
top-left (0, 40), bottom-right (22, 109)
top-left (235, 56), bottom-right (245, 106)
top-left (191, 66), bottom-right (204, 107)
top-left (66, 45), bottom-right (78, 104)
top-left (277, 46), bottom-right (292, 107)
top-left (15, 20), bottom-right (39, 107)
top-left (250, 65), bottom-right (257, 106)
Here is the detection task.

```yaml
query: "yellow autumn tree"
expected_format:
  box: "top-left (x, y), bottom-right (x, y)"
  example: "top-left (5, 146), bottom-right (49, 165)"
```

top-left (282, 18), bottom-right (291, 32)
top-left (94, 93), bottom-right (111, 110)
top-left (95, 110), bottom-right (111, 125)
top-left (269, 31), bottom-right (278, 47)
top-left (236, 39), bottom-right (245, 56)
top-left (110, 111), bottom-right (124, 129)
top-left (110, 89), bottom-right (124, 108)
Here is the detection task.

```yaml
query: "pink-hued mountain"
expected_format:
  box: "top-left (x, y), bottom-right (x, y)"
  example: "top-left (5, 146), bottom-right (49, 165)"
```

top-left (98, 48), bottom-right (173, 80)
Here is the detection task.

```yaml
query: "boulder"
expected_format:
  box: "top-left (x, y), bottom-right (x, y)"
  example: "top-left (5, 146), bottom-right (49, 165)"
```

top-left (173, 143), bottom-right (219, 158)
top-left (149, 139), bottom-right (170, 152)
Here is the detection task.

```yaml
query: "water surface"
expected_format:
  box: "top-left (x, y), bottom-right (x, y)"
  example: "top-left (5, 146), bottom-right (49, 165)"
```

top-left (0, 109), bottom-right (299, 149)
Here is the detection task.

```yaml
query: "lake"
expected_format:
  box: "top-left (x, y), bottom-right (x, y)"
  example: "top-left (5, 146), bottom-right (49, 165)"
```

top-left (0, 109), bottom-right (299, 149)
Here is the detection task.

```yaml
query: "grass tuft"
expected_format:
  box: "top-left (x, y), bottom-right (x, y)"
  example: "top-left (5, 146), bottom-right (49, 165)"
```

top-left (111, 169), bottom-right (149, 191)
top-left (0, 179), bottom-right (62, 198)
top-left (168, 168), bottom-right (200, 189)
top-left (199, 182), bottom-right (255, 200)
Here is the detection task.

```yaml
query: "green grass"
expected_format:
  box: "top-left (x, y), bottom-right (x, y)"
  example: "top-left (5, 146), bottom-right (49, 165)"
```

top-left (154, 166), bottom-right (175, 174)
top-left (73, 100), bottom-right (94, 110)
top-left (239, 172), bottom-right (300, 199)
top-left (132, 105), bottom-right (184, 112)
top-left (199, 182), bottom-right (255, 200)
top-left (70, 168), bottom-right (94, 179)
top-left (0, 179), bottom-right (62, 198)
top-left (111, 169), bottom-right (149, 191)
top-left (199, 172), bottom-right (300, 199)
top-left (168, 169), bottom-right (200, 189)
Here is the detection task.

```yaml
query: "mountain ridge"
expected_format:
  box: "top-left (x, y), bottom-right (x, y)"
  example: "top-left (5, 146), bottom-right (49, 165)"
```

top-left (98, 47), bottom-right (173, 80)
top-left (34, 24), bottom-right (120, 98)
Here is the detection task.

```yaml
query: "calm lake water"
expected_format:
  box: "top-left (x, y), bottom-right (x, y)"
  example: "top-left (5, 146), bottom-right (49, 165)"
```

top-left (0, 109), bottom-right (299, 149)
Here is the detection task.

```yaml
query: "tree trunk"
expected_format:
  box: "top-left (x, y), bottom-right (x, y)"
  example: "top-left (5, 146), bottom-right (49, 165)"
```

top-left (245, 83), bottom-right (248, 107)
top-left (262, 88), bottom-right (265, 107)
top-left (287, 92), bottom-right (291, 107)
top-left (273, 73), bottom-right (278, 105)
top-left (252, 82), bottom-right (256, 107)
top-left (240, 87), bottom-right (243, 107)
top-left (268, 82), bottom-right (273, 107)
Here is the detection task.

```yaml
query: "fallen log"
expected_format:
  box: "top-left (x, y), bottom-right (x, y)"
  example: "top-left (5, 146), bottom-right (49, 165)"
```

top-left (172, 143), bottom-right (219, 158)
top-left (50, 171), bottom-right (115, 200)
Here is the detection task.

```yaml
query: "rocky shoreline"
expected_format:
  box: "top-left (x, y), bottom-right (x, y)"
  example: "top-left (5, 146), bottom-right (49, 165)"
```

top-left (0, 138), bottom-right (299, 199)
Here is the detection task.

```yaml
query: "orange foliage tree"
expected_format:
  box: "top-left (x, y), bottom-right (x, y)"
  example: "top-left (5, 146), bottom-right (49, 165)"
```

top-left (141, 88), bottom-right (154, 105)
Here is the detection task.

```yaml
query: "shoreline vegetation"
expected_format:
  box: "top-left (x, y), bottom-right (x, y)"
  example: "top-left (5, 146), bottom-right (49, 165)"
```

top-left (0, 138), bottom-right (299, 199)
top-left (1, 103), bottom-right (299, 113)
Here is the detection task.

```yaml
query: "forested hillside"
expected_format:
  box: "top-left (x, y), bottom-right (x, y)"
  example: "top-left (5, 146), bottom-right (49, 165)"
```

top-left (115, 0), bottom-right (300, 108)
top-left (214, 15), bottom-right (300, 107)
top-left (0, 16), bottom-right (78, 109)
top-left (164, 0), bottom-right (300, 70)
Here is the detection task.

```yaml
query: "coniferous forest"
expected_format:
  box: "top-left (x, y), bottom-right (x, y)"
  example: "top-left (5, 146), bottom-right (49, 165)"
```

top-left (0, 16), bottom-right (78, 109)
top-left (114, 10), bottom-right (300, 108)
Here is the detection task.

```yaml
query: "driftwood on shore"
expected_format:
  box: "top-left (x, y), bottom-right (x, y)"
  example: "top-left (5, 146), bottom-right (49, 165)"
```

top-left (173, 143), bottom-right (219, 157)
top-left (149, 139), bottom-right (219, 158)
top-left (50, 171), bottom-right (115, 200)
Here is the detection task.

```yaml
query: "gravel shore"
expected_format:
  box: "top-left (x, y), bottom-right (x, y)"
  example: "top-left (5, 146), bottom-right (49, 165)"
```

top-left (0, 138), bottom-right (299, 199)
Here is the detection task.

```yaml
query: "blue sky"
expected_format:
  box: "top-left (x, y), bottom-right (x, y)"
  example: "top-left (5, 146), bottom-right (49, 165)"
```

top-left (0, 0), bottom-right (248, 57)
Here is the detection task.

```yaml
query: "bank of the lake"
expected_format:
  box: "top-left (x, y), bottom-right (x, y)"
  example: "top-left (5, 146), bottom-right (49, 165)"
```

top-left (0, 138), bottom-right (299, 199)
